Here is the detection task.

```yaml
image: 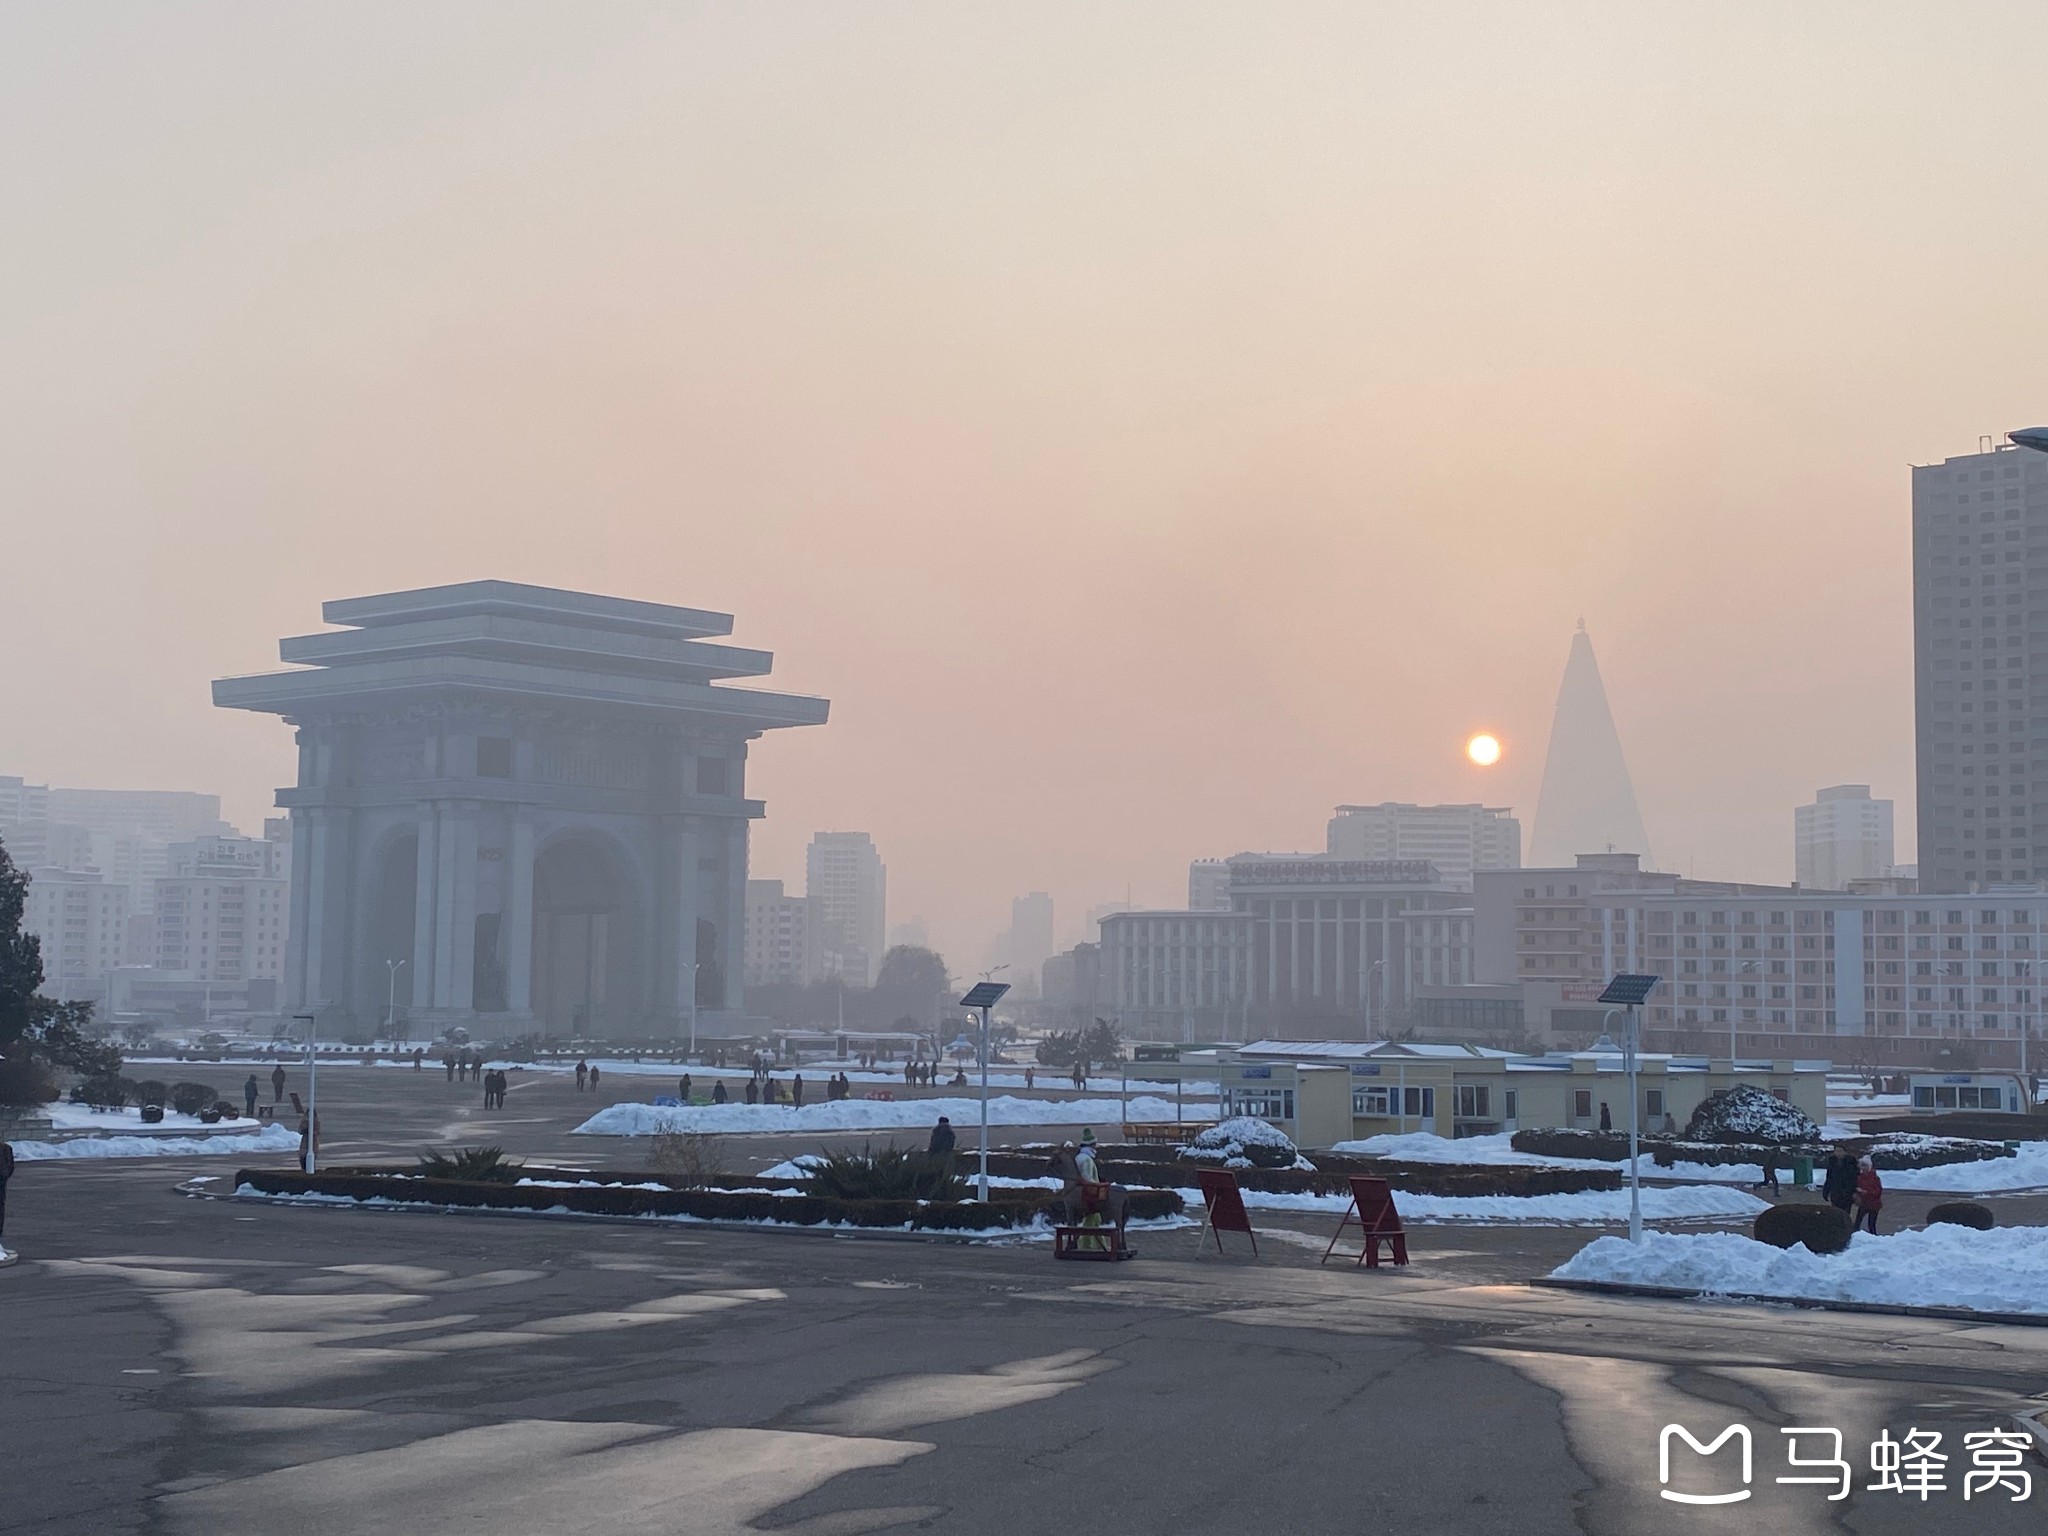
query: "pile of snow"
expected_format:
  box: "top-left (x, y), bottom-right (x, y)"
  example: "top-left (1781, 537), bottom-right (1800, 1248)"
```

top-left (1553, 1222), bottom-right (2048, 1314)
top-left (1197, 1182), bottom-right (1767, 1225)
top-left (1182, 1116), bottom-right (1308, 1170)
top-left (44, 1103), bottom-right (245, 1136)
top-left (1333, 1131), bottom-right (1594, 1167)
top-left (11, 1124), bottom-right (301, 1161)
top-left (1883, 1139), bottom-right (2048, 1193)
top-left (574, 1094), bottom-right (1185, 1137)
top-left (1685, 1084), bottom-right (1821, 1145)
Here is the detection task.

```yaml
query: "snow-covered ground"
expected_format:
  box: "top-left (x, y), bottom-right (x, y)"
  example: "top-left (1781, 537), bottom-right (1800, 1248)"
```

top-left (11, 1124), bottom-right (300, 1161)
top-left (42, 1103), bottom-right (256, 1137)
top-left (1190, 1182), bottom-right (1768, 1226)
top-left (1552, 1223), bottom-right (2048, 1314)
top-left (1333, 1131), bottom-right (1588, 1166)
top-left (575, 1094), bottom-right (1190, 1136)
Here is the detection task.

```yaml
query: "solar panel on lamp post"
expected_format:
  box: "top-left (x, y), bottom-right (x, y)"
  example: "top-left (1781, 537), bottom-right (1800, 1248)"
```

top-left (1598, 973), bottom-right (1661, 1244)
top-left (958, 980), bottom-right (1011, 1201)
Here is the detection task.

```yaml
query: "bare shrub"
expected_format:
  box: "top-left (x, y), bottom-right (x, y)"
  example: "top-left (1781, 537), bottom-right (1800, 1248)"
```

top-left (647, 1120), bottom-right (726, 1186)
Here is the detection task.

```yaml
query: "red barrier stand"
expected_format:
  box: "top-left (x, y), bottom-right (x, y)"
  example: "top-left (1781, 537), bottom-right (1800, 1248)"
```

top-left (1321, 1175), bottom-right (1408, 1268)
top-left (1194, 1167), bottom-right (1258, 1256)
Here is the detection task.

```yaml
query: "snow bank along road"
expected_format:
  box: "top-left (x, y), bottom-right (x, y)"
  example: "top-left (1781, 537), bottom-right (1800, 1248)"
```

top-left (1553, 1222), bottom-right (2048, 1316)
top-left (10, 1124), bottom-right (301, 1161)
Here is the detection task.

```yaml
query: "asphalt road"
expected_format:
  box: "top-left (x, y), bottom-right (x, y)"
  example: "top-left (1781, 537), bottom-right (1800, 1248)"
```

top-left (5, 1066), bottom-right (2046, 1536)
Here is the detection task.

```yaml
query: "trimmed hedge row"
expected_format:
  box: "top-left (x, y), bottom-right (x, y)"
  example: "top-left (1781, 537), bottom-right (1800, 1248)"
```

top-left (985, 1152), bottom-right (1619, 1198)
top-left (1856, 1114), bottom-right (2048, 1143)
top-left (235, 1169), bottom-right (1183, 1230)
top-left (1510, 1126), bottom-right (2015, 1171)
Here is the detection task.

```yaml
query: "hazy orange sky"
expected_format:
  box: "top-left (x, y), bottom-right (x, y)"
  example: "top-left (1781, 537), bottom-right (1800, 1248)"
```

top-left (5, 4), bottom-right (2046, 971)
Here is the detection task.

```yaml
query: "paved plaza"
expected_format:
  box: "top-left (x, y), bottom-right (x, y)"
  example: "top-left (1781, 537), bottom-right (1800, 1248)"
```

top-left (5, 1066), bottom-right (2047, 1535)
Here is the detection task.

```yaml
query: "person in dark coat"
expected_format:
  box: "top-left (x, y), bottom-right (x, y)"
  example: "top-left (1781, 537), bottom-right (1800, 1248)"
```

top-left (679, 1074), bottom-right (692, 1103)
top-left (1822, 1152), bottom-right (1858, 1214)
top-left (712, 1081), bottom-right (728, 1104)
top-left (444, 1054), bottom-right (456, 1082)
top-left (792, 1075), bottom-right (805, 1108)
top-left (744, 1079), bottom-right (758, 1105)
top-left (270, 1063), bottom-right (287, 1103)
top-left (0, 1141), bottom-right (14, 1249)
top-left (243, 1074), bottom-right (260, 1118)
top-left (575, 1060), bottom-right (589, 1092)
top-left (1756, 1148), bottom-right (1780, 1198)
top-left (927, 1116), bottom-right (957, 1156)
top-left (1598, 1101), bottom-right (1613, 1132)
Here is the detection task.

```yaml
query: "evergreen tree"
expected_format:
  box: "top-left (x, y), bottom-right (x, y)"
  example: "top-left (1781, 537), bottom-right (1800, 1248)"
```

top-left (0, 836), bottom-right (122, 1105)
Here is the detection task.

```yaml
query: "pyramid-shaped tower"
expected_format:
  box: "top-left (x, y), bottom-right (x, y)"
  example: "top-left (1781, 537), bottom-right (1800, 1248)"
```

top-left (1528, 622), bottom-right (1652, 867)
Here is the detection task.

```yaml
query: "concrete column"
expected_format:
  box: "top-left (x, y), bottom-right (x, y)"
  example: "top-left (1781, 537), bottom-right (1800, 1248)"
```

top-left (722, 818), bottom-right (748, 1014)
top-left (672, 818), bottom-right (700, 1019)
top-left (302, 808), bottom-right (331, 1005)
top-left (506, 810), bottom-right (535, 1013)
top-left (411, 811), bottom-right (439, 1008)
top-left (285, 806), bottom-right (314, 1009)
top-left (433, 803), bottom-right (460, 1009)
top-left (448, 808), bottom-right (478, 1011)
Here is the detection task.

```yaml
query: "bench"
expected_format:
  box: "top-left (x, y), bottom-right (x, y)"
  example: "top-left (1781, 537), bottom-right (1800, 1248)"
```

top-left (1122, 1121), bottom-right (1214, 1145)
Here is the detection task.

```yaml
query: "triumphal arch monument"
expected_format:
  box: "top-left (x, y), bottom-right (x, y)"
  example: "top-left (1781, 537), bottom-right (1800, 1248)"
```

top-left (214, 580), bottom-right (828, 1039)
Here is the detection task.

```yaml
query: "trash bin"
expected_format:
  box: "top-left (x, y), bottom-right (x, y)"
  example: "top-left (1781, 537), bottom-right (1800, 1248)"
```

top-left (1793, 1156), bottom-right (1813, 1188)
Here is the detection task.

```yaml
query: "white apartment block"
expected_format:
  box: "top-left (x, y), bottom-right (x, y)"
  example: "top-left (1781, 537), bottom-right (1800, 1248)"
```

top-left (744, 879), bottom-right (814, 987)
top-left (23, 867), bottom-right (131, 1002)
top-left (1327, 803), bottom-right (1521, 888)
top-left (806, 831), bottom-right (886, 988)
top-left (0, 775), bottom-right (50, 868)
top-left (155, 867), bottom-right (290, 986)
top-left (1795, 785), bottom-right (1896, 890)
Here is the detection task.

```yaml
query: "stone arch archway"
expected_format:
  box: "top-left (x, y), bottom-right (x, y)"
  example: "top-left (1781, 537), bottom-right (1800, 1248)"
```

top-left (533, 833), bottom-right (643, 1037)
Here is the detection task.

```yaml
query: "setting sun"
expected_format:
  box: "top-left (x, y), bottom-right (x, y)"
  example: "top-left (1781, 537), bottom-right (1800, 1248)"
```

top-left (1466, 733), bottom-right (1502, 767)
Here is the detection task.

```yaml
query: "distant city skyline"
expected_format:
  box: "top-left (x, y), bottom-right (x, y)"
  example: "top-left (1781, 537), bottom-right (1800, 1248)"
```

top-left (15, 5), bottom-right (2044, 969)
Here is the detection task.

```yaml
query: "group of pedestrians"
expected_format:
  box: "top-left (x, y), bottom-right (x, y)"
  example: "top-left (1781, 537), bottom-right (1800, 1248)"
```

top-left (572, 1059), bottom-right (603, 1092)
top-left (480, 1067), bottom-right (510, 1110)
top-left (1823, 1150), bottom-right (1885, 1233)
top-left (445, 1052), bottom-right (490, 1083)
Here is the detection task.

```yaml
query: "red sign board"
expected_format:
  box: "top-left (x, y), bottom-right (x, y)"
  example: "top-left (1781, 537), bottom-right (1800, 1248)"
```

top-left (1322, 1175), bottom-right (1409, 1268)
top-left (1194, 1168), bottom-right (1258, 1256)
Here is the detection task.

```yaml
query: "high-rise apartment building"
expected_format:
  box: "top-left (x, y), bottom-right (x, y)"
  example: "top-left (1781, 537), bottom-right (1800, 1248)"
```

top-left (1007, 892), bottom-right (1055, 994)
top-left (46, 787), bottom-right (228, 844)
top-left (1188, 859), bottom-right (1232, 911)
top-left (154, 837), bottom-right (290, 988)
top-left (1913, 435), bottom-right (2048, 891)
top-left (1326, 803), bottom-right (1521, 887)
top-left (0, 775), bottom-right (50, 868)
top-left (22, 867), bottom-right (131, 1002)
top-left (1795, 785), bottom-right (1895, 890)
top-left (806, 832), bottom-right (887, 987)
top-left (744, 879), bottom-right (814, 987)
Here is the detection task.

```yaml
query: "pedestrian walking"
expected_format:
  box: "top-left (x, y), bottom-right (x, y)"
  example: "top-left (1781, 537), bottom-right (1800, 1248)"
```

top-left (297, 1112), bottom-right (320, 1172)
top-left (1853, 1156), bottom-right (1883, 1235)
top-left (1025, 1067), bottom-right (1034, 1090)
top-left (412, 1048), bottom-right (424, 1071)
top-left (792, 1074), bottom-right (805, 1108)
top-left (904, 1059), bottom-right (915, 1087)
top-left (1822, 1151), bottom-right (1857, 1215)
top-left (0, 1140), bottom-right (14, 1251)
top-left (1598, 1101), bottom-right (1613, 1132)
top-left (588, 1065), bottom-right (600, 1090)
top-left (270, 1062), bottom-right (287, 1104)
top-left (712, 1081), bottom-right (728, 1104)
top-left (244, 1074), bottom-right (260, 1118)
top-left (744, 1079), bottom-right (758, 1105)
top-left (679, 1073), bottom-right (692, 1103)
top-left (575, 1059), bottom-right (589, 1092)
top-left (927, 1116), bottom-right (956, 1156)
top-left (1757, 1148), bottom-right (1780, 1198)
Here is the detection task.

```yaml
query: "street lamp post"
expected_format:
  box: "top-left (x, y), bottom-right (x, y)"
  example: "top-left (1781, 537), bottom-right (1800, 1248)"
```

top-left (958, 978), bottom-right (1011, 1203)
top-left (1599, 973), bottom-right (1661, 1245)
top-left (386, 958), bottom-right (408, 1045)
top-left (293, 1011), bottom-right (318, 1174)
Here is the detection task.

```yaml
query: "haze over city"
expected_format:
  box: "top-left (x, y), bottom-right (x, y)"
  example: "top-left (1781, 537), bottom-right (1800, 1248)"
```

top-left (7, 3), bottom-right (2048, 971)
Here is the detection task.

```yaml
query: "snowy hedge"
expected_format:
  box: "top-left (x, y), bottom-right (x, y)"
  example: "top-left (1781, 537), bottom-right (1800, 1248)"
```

top-left (234, 1168), bottom-right (1184, 1230)
top-left (1180, 1116), bottom-right (1305, 1170)
top-left (1684, 1085), bottom-right (1822, 1145)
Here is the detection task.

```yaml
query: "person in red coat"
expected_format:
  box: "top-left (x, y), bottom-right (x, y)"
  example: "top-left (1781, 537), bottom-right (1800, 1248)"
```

top-left (1852, 1155), bottom-right (1883, 1235)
